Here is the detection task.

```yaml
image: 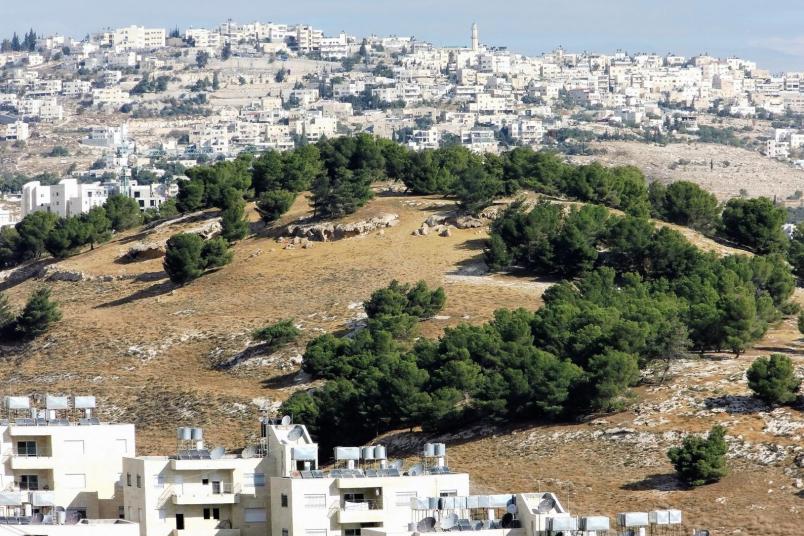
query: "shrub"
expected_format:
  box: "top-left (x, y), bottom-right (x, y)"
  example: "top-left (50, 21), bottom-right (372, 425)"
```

top-left (746, 354), bottom-right (801, 405)
top-left (256, 190), bottom-right (296, 222)
top-left (164, 233), bottom-right (205, 284)
top-left (104, 195), bottom-right (143, 231)
top-left (14, 287), bottom-right (62, 339)
top-left (667, 425), bottom-right (729, 486)
top-left (252, 319), bottom-right (300, 348)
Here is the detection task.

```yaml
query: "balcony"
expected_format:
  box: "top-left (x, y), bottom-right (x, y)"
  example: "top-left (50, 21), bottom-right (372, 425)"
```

top-left (9, 447), bottom-right (54, 470)
top-left (170, 483), bottom-right (240, 505)
top-left (337, 499), bottom-right (385, 524)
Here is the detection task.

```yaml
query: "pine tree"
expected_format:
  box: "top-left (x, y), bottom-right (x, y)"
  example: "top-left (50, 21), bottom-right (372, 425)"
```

top-left (667, 425), bottom-right (729, 486)
top-left (15, 287), bottom-right (62, 339)
top-left (10, 33), bottom-right (20, 52)
top-left (219, 188), bottom-right (249, 242)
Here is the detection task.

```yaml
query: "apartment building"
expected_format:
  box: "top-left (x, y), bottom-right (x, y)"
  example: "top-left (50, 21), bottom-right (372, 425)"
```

top-left (0, 395), bottom-right (137, 535)
top-left (0, 119), bottom-right (29, 141)
top-left (184, 29), bottom-right (222, 50)
top-left (21, 179), bottom-right (108, 218)
top-left (111, 26), bottom-right (166, 51)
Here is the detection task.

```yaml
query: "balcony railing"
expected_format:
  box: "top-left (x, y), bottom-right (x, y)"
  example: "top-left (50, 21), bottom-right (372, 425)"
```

top-left (13, 447), bottom-right (52, 457)
top-left (342, 498), bottom-right (382, 511)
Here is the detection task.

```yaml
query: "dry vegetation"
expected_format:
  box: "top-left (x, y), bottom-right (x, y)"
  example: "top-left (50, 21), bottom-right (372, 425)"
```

top-left (0, 189), bottom-right (802, 534)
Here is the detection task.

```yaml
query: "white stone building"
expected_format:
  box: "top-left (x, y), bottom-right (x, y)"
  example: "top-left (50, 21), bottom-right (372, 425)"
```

top-left (21, 179), bottom-right (108, 218)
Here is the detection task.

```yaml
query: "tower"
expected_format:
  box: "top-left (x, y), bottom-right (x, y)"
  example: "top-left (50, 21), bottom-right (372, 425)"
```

top-left (471, 22), bottom-right (479, 52)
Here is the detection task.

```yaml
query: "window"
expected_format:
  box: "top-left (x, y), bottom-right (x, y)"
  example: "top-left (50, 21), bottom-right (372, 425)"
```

top-left (16, 441), bottom-right (37, 456)
top-left (212, 508), bottom-right (220, 520)
top-left (345, 530), bottom-right (361, 536)
top-left (395, 491), bottom-right (417, 507)
top-left (118, 506), bottom-right (125, 519)
top-left (440, 490), bottom-right (457, 497)
top-left (304, 494), bottom-right (326, 509)
top-left (136, 474), bottom-right (141, 488)
top-left (64, 474), bottom-right (86, 489)
top-left (203, 508), bottom-right (210, 520)
top-left (282, 530), bottom-right (289, 536)
top-left (126, 473), bottom-right (132, 487)
top-left (175, 513), bottom-right (185, 531)
top-left (244, 508), bottom-right (266, 523)
top-left (19, 475), bottom-right (38, 491)
top-left (153, 475), bottom-right (165, 488)
top-left (281, 494), bottom-right (288, 507)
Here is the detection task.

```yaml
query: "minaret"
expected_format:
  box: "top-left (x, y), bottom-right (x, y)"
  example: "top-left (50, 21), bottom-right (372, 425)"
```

top-left (471, 22), bottom-right (479, 52)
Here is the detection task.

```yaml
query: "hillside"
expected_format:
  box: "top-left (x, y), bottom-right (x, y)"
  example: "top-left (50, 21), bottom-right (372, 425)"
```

top-left (0, 189), bottom-right (802, 534)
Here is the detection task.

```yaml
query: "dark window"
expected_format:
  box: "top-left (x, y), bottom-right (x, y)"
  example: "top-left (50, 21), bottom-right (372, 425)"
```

top-left (136, 474), bottom-right (141, 488)
top-left (281, 494), bottom-right (288, 507)
top-left (203, 508), bottom-right (210, 520)
top-left (20, 475), bottom-right (38, 491)
top-left (212, 508), bottom-right (220, 520)
top-left (126, 473), bottom-right (131, 487)
top-left (176, 513), bottom-right (184, 530)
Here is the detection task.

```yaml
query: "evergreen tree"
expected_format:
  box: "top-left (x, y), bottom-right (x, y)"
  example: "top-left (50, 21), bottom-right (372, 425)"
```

top-left (164, 234), bottom-right (205, 284)
top-left (256, 190), bottom-right (296, 222)
top-left (15, 287), bottom-right (62, 339)
top-left (104, 195), bottom-right (143, 231)
top-left (0, 292), bottom-right (14, 332)
top-left (16, 211), bottom-right (59, 260)
top-left (747, 354), bottom-right (801, 405)
top-left (10, 33), bottom-right (20, 52)
top-left (219, 188), bottom-right (249, 242)
top-left (667, 425), bottom-right (729, 486)
top-left (201, 237), bottom-right (233, 269)
top-left (81, 206), bottom-right (112, 249)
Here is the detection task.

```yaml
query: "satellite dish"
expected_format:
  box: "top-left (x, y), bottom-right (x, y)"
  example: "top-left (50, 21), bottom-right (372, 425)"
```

top-left (287, 425), bottom-right (304, 441)
top-left (501, 513), bottom-right (514, 529)
top-left (408, 463), bottom-right (423, 476)
top-left (241, 446), bottom-right (256, 459)
top-left (417, 517), bottom-right (436, 532)
top-left (391, 459), bottom-right (404, 470)
top-left (210, 447), bottom-right (225, 460)
top-left (506, 503), bottom-right (518, 515)
top-left (537, 497), bottom-right (555, 514)
top-left (280, 415), bottom-right (292, 425)
top-left (440, 513), bottom-right (458, 530)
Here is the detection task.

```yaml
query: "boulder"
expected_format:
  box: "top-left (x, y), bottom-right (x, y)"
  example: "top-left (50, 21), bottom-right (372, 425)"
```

top-left (440, 228), bottom-right (452, 237)
top-left (453, 216), bottom-right (485, 229)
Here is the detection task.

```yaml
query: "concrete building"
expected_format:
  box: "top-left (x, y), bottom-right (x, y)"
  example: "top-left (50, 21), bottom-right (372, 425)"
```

top-left (21, 179), bottom-right (108, 218)
top-left (1, 120), bottom-right (29, 141)
top-left (111, 26), bottom-right (166, 51)
top-left (0, 395), bottom-right (136, 535)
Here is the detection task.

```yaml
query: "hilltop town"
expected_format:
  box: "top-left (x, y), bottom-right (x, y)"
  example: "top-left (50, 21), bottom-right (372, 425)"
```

top-left (2, 21), bottom-right (804, 225)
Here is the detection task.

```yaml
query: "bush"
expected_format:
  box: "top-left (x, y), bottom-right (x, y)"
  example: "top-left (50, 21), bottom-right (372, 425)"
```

top-left (13, 287), bottom-right (62, 339)
top-left (201, 237), bottom-right (233, 269)
top-left (252, 319), bottom-right (300, 348)
top-left (104, 195), bottom-right (143, 231)
top-left (256, 190), bottom-right (296, 222)
top-left (667, 425), bottom-right (729, 486)
top-left (746, 354), bottom-right (801, 405)
top-left (47, 146), bottom-right (69, 157)
top-left (164, 233), bottom-right (205, 284)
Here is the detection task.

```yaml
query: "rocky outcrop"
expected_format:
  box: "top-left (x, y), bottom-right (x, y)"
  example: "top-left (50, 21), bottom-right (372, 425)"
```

top-left (284, 213), bottom-right (399, 242)
top-left (453, 216), bottom-right (485, 229)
